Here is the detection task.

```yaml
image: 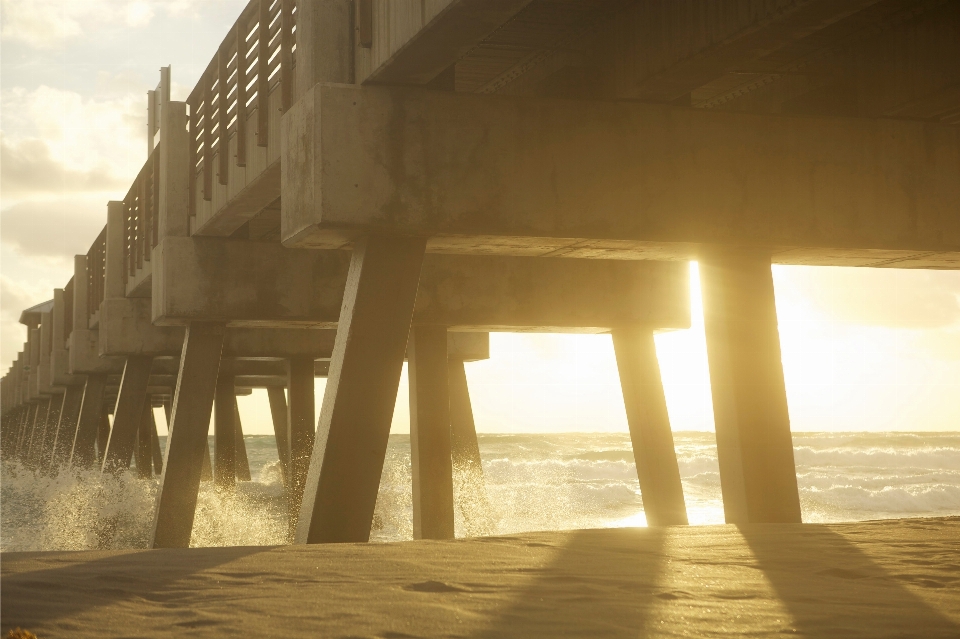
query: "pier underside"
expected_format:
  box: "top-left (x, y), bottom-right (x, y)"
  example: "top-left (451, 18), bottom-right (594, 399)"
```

top-left (3, 518), bottom-right (959, 638)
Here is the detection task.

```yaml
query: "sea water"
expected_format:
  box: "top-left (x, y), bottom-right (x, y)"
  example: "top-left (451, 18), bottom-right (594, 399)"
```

top-left (2, 431), bottom-right (959, 552)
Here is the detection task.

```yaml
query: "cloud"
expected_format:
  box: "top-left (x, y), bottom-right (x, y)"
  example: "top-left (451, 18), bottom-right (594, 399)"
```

top-left (1, 197), bottom-right (107, 260)
top-left (0, 0), bottom-right (210, 49)
top-left (1, 137), bottom-right (126, 198)
top-left (1, 86), bottom-right (145, 206)
top-left (775, 266), bottom-right (960, 329)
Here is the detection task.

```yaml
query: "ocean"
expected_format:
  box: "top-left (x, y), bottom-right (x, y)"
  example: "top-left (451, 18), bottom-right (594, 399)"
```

top-left (2, 431), bottom-right (959, 552)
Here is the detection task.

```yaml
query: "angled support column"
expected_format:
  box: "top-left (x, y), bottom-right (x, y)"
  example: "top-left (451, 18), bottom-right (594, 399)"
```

top-left (296, 235), bottom-right (426, 544)
top-left (151, 322), bottom-right (225, 548)
top-left (214, 370), bottom-right (236, 490)
top-left (409, 325), bottom-right (454, 540)
top-left (37, 393), bottom-right (63, 470)
top-left (612, 327), bottom-right (688, 526)
top-left (102, 355), bottom-right (153, 474)
top-left (267, 386), bottom-right (291, 487)
top-left (136, 397), bottom-right (154, 479)
top-left (97, 409), bottom-right (111, 465)
top-left (151, 411), bottom-right (164, 474)
top-left (26, 397), bottom-right (51, 469)
top-left (700, 250), bottom-right (802, 524)
top-left (287, 356), bottom-right (315, 522)
top-left (234, 397), bottom-right (251, 481)
top-left (448, 357), bottom-right (491, 536)
top-left (71, 373), bottom-right (108, 468)
top-left (50, 385), bottom-right (84, 471)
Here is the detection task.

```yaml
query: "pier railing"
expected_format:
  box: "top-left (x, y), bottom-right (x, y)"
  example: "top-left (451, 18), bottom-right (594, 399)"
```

top-left (122, 145), bottom-right (160, 290)
top-left (86, 227), bottom-right (107, 327)
top-left (188, 0), bottom-right (297, 214)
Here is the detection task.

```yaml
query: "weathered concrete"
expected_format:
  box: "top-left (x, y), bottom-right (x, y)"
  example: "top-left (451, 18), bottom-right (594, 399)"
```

top-left (153, 236), bottom-right (689, 330)
top-left (267, 386), bottom-right (291, 488)
top-left (136, 398), bottom-right (154, 479)
top-left (214, 371), bottom-right (236, 491)
top-left (287, 356), bottom-right (315, 527)
top-left (612, 327), bottom-right (688, 527)
top-left (281, 83), bottom-right (960, 269)
top-left (102, 356), bottom-right (153, 475)
top-left (297, 236), bottom-right (426, 544)
top-left (409, 326), bottom-right (455, 540)
top-left (70, 374), bottom-right (107, 468)
top-left (234, 398), bottom-right (251, 482)
top-left (447, 357), bottom-right (490, 536)
top-left (50, 385), bottom-right (84, 470)
top-left (152, 322), bottom-right (225, 548)
top-left (700, 250), bottom-right (802, 525)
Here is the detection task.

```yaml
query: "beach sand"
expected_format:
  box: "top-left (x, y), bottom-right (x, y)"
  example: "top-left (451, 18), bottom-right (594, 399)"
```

top-left (3, 517), bottom-right (959, 638)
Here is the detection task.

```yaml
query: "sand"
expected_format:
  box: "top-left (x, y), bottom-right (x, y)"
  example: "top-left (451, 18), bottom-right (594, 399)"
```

top-left (3, 517), bottom-right (959, 638)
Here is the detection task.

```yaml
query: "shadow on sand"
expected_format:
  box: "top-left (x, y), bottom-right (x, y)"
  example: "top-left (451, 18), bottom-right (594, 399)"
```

top-left (1, 545), bottom-right (271, 633)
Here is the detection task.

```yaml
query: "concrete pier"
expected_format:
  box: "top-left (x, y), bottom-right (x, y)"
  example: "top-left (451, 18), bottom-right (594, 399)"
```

top-left (612, 327), bottom-right (688, 527)
top-left (213, 371), bottom-right (237, 490)
top-left (409, 325), bottom-right (455, 540)
top-left (152, 323), bottom-right (225, 548)
top-left (102, 356), bottom-right (152, 474)
top-left (297, 236), bottom-right (427, 544)
top-left (70, 374), bottom-right (107, 469)
top-left (700, 250), bottom-right (802, 524)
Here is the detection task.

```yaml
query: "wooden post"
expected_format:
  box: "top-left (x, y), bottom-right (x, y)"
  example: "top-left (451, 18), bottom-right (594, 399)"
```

top-left (70, 373), bottom-right (107, 468)
top-left (287, 356), bottom-right (315, 521)
top-left (612, 327), bottom-right (688, 526)
top-left (234, 397), bottom-right (251, 481)
top-left (214, 370), bottom-right (236, 490)
top-left (50, 384), bottom-right (84, 471)
top-left (151, 322), bottom-right (225, 548)
top-left (102, 355), bottom-right (153, 474)
top-left (409, 326), bottom-right (454, 540)
top-left (448, 357), bottom-right (491, 535)
top-left (700, 249), bottom-right (802, 524)
top-left (296, 236), bottom-right (426, 544)
top-left (267, 386), bottom-right (291, 487)
top-left (136, 397), bottom-right (154, 479)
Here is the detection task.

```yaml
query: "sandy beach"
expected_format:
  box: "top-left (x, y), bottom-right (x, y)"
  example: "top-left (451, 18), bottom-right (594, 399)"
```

top-left (3, 516), bottom-right (959, 638)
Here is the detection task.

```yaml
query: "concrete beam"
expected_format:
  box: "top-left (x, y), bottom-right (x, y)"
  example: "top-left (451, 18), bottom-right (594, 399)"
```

top-left (281, 83), bottom-right (960, 269)
top-left (153, 237), bottom-right (690, 330)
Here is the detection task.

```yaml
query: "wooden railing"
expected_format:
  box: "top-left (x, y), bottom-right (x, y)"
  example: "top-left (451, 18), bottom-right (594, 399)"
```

top-left (122, 145), bottom-right (161, 286)
top-left (187, 0), bottom-right (297, 215)
top-left (86, 226), bottom-right (107, 323)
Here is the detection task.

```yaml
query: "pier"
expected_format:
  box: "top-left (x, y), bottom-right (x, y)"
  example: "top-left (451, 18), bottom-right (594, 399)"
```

top-left (1, 0), bottom-right (959, 634)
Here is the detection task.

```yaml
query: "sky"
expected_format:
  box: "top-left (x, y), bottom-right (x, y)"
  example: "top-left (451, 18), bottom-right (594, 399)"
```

top-left (2, 0), bottom-right (959, 437)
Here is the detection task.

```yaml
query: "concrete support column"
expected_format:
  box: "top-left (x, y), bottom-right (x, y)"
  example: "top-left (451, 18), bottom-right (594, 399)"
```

top-left (294, 0), bottom-right (353, 98)
top-left (267, 386), bottom-right (291, 487)
top-left (50, 384), bottom-right (84, 471)
top-left (700, 250), bottom-right (802, 524)
top-left (296, 235), bottom-right (426, 544)
top-left (150, 410), bottom-right (164, 474)
top-left (71, 373), bottom-right (107, 468)
top-left (214, 370), bottom-right (236, 490)
top-left (37, 392), bottom-right (63, 471)
top-left (158, 101), bottom-right (190, 239)
top-left (102, 355), bottom-right (153, 474)
top-left (409, 325), bottom-right (454, 540)
top-left (287, 356), bottom-right (315, 520)
top-left (26, 397), bottom-right (51, 469)
top-left (612, 327), bottom-right (688, 526)
top-left (448, 357), bottom-right (490, 535)
top-left (136, 396), bottom-right (154, 479)
top-left (152, 322), bottom-right (225, 548)
top-left (234, 397), bottom-right (251, 481)
top-left (97, 409), bottom-right (111, 465)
